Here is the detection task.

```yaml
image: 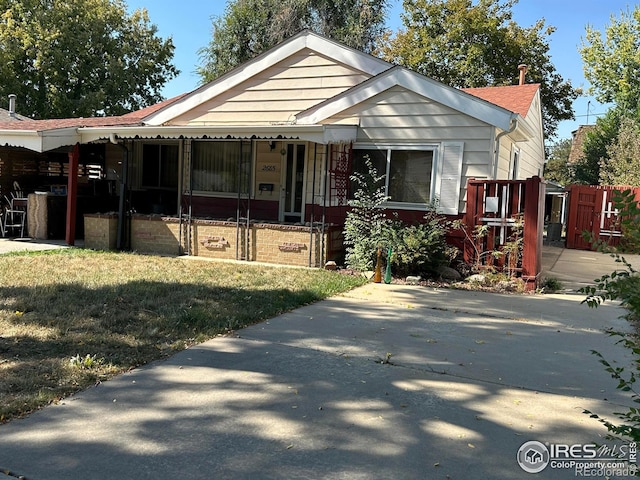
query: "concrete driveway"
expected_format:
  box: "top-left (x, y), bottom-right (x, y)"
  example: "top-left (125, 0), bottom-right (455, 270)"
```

top-left (0, 281), bottom-right (635, 479)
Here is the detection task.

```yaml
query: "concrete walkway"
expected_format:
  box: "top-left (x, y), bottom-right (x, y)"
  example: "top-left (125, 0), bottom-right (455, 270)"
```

top-left (0, 277), bottom-right (635, 479)
top-left (0, 238), bottom-right (76, 254)
top-left (541, 243), bottom-right (640, 292)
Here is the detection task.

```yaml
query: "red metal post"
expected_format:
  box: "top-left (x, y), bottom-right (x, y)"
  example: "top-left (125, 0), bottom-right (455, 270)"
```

top-left (65, 143), bottom-right (79, 245)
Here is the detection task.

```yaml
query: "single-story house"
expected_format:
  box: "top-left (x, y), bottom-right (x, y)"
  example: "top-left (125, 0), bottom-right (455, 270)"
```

top-left (0, 30), bottom-right (545, 267)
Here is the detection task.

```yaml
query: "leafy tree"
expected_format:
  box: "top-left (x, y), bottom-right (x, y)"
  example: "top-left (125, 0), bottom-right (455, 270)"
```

top-left (197, 0), bottom-right (389, 82)
top-left (581, 6), bottom-right (640, 116)
top-left (600, 116), bottom-right (640, 186)
top-left (0, 0), bottom-right (178, 118)
top-left (580, 8), bottom-right (640, 186)
top-left (379, 0), bottom-right (579, 139)
top-left (543, 138), bottom-right (573, 185)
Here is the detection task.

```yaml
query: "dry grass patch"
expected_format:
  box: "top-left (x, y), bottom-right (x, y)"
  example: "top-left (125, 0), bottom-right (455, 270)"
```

top-left (0, 249), bottom-right (366, 422)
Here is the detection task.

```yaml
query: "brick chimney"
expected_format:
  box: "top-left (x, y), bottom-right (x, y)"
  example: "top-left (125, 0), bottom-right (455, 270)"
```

top-left (518, 64), bottom-right (528, 85)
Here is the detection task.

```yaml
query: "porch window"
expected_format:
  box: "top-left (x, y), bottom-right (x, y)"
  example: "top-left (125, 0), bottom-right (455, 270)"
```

top-left (192, 141), bottom-right (251, 195)
top-left (142, 144), bottom-right (179, 188)
top-left (352, 147), bottom-right (434, 206)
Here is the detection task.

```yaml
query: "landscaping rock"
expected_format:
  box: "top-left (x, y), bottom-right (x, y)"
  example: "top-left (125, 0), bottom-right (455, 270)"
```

top-left (466, 274), bottom-right (487, 284)
top-left (495, 280), bottom-right (523, 293)
top-left (437, 265), bottom-right (462, 281)
top-left (362, 271), bottom-right (375, 280)
top-left (406, 275), bottom-right (422, 285)
top-left (324, 261), bottom-right (337, 271)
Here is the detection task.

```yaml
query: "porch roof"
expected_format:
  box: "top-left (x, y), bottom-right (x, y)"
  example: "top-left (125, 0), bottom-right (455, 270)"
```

top-left (0, 122), bottom-right (357, 153)
top-left (78, 124), bottom-right (358, 146)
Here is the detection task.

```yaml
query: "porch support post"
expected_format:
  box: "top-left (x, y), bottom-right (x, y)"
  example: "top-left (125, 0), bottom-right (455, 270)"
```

top-left (65, 143), bottom-right (80, 245)
top-left (522, 176), bottom-right (544, 290)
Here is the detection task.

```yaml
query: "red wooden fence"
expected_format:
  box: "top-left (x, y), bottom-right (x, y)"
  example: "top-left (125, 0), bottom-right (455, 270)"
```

top-left (463, 176), bottom-right (545, 290)
top-left (566, 185), bottom-right (640, 250)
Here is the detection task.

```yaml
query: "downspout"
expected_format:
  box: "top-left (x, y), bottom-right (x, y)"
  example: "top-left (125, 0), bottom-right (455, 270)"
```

top-left (110, 133), bottom-right (129, 250)
top-left (493, 116), bottom-right (518, 179)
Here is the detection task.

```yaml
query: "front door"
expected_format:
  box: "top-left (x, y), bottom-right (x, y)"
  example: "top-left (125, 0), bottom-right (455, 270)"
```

top-left (281, 143), bottom-right (306, 223)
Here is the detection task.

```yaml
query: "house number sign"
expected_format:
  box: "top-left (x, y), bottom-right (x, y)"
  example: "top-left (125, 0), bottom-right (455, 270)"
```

top-left (200, 236), bottom-right (229, 249)
top-left (278, 242), bottom-right (305, 252)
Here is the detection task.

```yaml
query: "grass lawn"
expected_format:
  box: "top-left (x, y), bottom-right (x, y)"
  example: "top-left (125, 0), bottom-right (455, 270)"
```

top-left (0, 249), bottom-right (367, 423)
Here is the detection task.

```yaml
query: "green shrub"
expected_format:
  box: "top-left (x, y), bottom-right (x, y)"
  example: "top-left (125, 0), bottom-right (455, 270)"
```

top-left (540, 276), bottom-right (563, 293)
top-left (343, 157), bottom-right (452, 276)
top-left (343, 156), bottom-right (390, 271)
top-left (383, 211), bottom-right (451, 277)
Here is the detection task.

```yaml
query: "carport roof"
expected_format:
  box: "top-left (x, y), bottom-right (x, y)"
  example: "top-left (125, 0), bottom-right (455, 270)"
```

top-left (0, 96), bottom-right (188, 152)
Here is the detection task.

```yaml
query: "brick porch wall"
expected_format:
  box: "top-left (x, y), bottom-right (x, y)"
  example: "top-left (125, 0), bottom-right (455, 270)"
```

top-left (252, 223), bottom-right (322, 266)
top-left (85, 214), bottom-right (331, 267)
top-left (130, 215), bottom-right (181, 256)
top-left (190, 220), bottom-right (241, 260)
top-left (84, 214), bottom-right (118, 251)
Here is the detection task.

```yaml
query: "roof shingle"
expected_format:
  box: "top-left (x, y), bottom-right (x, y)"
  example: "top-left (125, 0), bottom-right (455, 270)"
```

top-left (463, 84), bottom-right (540, 117)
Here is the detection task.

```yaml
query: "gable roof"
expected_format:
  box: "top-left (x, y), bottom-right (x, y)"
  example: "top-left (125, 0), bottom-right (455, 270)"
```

top-left (462, 84), bottom-right (540, 118)
top-left (142, 30), bottom-right (392, 126)
top-left (296, 66), bottom-right (522, 133)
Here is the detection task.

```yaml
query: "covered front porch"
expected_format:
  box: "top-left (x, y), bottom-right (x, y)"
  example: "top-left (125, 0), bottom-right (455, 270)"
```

top-left (78, 124), bottom-right (357, 267)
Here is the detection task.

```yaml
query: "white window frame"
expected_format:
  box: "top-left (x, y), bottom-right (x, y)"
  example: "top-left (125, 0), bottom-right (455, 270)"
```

top-left (353, 143), bottom-right (439, 210)
top-left (353, 141), bottom-right (464, 215)
top-left (509, 146), bottom-right (521, 180)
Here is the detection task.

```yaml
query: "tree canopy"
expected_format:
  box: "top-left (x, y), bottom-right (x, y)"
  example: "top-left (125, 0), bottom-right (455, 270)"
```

top-left (0, 0), bottom-right (179, 119)
top-left (578, 6), bottom-right (640, 185)
top-left (581, 6), bottom-right (640, 116)
top-left (599, 116), bottom-right (640, 186)
top-left (379, 0), bottom-right (579, 139)
top-left (197, 0), bottom-right (389, 82)
top-left (543, 138), bottom-right (573, 185)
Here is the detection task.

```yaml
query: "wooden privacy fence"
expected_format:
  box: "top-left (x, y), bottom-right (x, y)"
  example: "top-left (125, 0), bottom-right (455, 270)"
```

top-left (462, 176), bottom-right (545, 290)
top-left (566, 185), bottom-right (640, 250)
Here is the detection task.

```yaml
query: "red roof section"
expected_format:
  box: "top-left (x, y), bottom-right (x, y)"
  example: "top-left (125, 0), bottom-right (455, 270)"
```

top-left (0, 94), bottom-right (186, 132)
top-left (0, 116), bottom-right (143, 131)
top-left (463, 83), bottom-right (540, 117)
top-left (120, 93), bottom-right (187, 119)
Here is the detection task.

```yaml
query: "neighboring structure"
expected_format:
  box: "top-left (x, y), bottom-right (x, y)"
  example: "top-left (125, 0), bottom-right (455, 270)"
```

top-left (0, 31), bottom-right (545, 266)
top-left (567, 125), bottom-right (595, 165)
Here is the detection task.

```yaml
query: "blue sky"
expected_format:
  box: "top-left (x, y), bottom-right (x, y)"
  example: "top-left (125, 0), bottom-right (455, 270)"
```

top-left (126, 0), bottom-right (632, 143)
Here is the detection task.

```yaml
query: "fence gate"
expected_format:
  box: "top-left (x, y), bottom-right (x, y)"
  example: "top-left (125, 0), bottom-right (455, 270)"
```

top-left (463, 176), bottom-right (545, 290)
top-left (565, 185), bottom-right (640, 250)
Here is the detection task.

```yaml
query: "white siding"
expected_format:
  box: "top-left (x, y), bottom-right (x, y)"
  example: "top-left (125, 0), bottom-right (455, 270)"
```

top-left (170, 50), bottom-right (371, 126)
top-left (323, 86), bottom-right (495, 213)
top-left (493, 92), bottom-right (545, 181)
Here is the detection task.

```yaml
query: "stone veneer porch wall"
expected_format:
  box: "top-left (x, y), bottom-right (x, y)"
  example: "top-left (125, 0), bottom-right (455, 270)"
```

top-left (84, 214), bottom-right (335, 267)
